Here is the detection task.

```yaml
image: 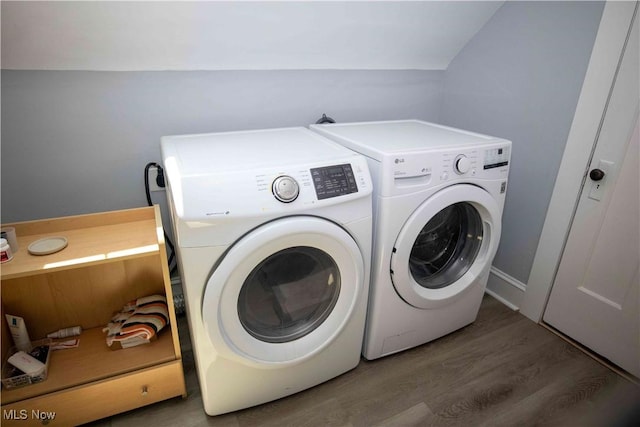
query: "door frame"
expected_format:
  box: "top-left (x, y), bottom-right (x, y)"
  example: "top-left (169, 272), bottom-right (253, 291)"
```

top-left (521, 1), bottom-right (638, 322)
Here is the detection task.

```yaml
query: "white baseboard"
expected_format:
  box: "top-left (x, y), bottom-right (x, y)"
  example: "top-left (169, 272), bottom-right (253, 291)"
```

top-left (485, 267), bottom-right (526, 311)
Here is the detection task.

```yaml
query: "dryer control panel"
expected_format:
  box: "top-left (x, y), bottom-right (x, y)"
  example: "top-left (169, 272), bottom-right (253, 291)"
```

top-left (254, 159), bottom-right (369, 207)
top-left (181, 156), bottom-right (372, 220)
top-left (269, 163), bottom-right (360, 203)
top-left (310, 163), bottom-right (359, 200)
top-left (160, 126), bottom-right (373, 246)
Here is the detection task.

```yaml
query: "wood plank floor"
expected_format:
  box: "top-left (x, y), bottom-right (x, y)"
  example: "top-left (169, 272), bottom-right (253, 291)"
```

top-left (89, 295), bottom-right (640, 427)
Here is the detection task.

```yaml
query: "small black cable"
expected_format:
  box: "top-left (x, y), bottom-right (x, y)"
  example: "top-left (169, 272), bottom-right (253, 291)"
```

top-left (315, 113), bottom-right (336, 124)
top-left (144, 162), bottom-right (178, 275)
top-left (144, 162), bottom-right (159, 206)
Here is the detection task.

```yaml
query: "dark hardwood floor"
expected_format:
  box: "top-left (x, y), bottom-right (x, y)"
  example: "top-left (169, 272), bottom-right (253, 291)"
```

top-left (93, 295), bottom-right (639, 427)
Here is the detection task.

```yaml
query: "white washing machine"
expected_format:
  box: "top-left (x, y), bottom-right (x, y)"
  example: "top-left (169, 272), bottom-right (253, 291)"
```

top-left (160, 127), bottom-right (372, 415)
top-left (310, 120), bottom-right (511, 360)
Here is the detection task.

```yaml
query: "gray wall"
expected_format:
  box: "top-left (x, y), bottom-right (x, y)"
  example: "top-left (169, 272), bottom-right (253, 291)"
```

top-left (440, 1), bottom-right (604, 284)
top-left (1, 70), bottom-right (443, 222)
top-left (0, 1), bottom-right (605, 289)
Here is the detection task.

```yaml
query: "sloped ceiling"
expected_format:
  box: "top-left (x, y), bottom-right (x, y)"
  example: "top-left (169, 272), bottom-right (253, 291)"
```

top-left (1, 1), bottom-right (504, 71)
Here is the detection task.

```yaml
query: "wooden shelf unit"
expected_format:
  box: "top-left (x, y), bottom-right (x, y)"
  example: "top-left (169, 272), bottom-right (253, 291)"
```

top-left (1, 206), bottom-right (187, 426)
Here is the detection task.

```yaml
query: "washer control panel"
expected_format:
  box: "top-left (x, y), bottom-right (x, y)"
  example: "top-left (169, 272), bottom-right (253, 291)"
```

top-left (454, 155), bottom-right (472, 175)
top-left (310, 163), bottom-right (359, 200)
top-left (442, 144), bottom-right (510, 180)
top-left (483, 146), bottom-right (510, 170)
top-left (272, 175), bottom-right (300, 203)
top-left (387, 142), bottom-right (511, 196)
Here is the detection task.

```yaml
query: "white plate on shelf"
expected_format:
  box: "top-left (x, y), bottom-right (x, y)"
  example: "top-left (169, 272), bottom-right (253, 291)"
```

top-left (28, 237), bottom-right (68, 255)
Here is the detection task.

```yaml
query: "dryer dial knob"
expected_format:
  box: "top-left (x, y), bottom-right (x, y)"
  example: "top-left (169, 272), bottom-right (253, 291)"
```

top-left (454, 155), bottom-right (471, 175)
top-left (272, 175), bottom-right (299, 203)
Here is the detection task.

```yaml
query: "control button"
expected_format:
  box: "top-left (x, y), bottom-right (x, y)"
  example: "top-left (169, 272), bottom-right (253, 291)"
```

top-left (272, 176), bottom-right (299, 203)
top-left (454, 155), bottom-right (471, 174)
top-left (440, 172), bottom-right (449, 181)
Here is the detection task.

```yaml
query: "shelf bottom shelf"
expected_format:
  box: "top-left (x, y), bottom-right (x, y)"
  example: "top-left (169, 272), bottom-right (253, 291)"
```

top-left (1, 326), bottom-right (178, 405)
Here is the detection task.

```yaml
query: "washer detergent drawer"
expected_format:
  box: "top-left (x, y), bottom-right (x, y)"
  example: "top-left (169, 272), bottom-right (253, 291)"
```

top-left (1, 361), bottom-right (185, 427)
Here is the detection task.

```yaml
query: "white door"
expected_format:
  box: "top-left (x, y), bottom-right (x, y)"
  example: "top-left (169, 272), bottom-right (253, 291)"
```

top-left (202, 216), bottom-right (364, 367)
top-left (390, 184), bottom-right (501, 309)
top-left (543, 8), bottom-right (639, 378)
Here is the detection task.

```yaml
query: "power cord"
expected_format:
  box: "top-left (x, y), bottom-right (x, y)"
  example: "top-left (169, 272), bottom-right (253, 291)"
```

top-left (144, 162), bottom-right (178, 276)
top-left (315, 113), bottom-right (336, 124)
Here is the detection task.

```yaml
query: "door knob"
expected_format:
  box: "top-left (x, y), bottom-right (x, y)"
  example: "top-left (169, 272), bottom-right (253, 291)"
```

top-left (589, 168), bottom-right (605, 181)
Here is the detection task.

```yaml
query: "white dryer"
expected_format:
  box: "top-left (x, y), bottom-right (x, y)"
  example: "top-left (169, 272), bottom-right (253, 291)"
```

top-left (161, 127), bottom-right (372, 415)
top-left (310, 120), bottom-right (511, 360)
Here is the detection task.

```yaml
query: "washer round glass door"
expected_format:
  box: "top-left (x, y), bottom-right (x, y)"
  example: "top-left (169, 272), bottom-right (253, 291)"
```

top-left (202, 216), bottom-right (364, 367)
top-left (409, 202), bottom-right (484, 289)
top-left (391, 184), bottom-right (501, 309)
top-left (238, 246), bottom-right (340, 343)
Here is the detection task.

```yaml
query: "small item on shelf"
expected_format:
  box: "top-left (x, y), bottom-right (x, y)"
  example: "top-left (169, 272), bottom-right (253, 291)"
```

top-left (50, 338), bottom-right (80, 350)
top-left (7, 351), bottom-right (45, 376)
top-left (1, 340), bottom-right (51, 389)
top-left (47, 325), bottom-right (82, 339)
top-left (0, 226), bottom-right (19, 252)
top-left (5, 314), bottom-right (32, 352)
top-left (103, 294), bottom-right (169, 350)
top-left (27, 236), bottom-right (68, 255)
top-left (0, 238), bottom-right (13, 263)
